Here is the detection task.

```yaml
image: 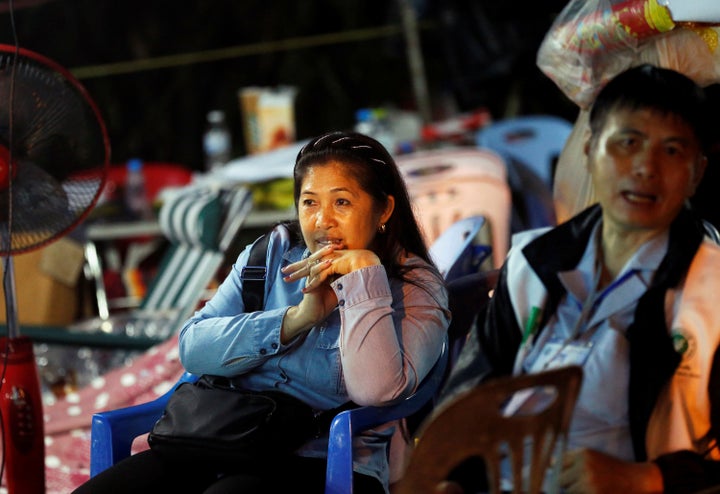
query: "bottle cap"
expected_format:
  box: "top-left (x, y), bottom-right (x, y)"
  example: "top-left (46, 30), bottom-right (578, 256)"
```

top-left (207, 110), bottom-right (225, 124)
top-left (355, 108), bottom-right (373, 122)
top-left (127, 158), bottom-right (143, 171)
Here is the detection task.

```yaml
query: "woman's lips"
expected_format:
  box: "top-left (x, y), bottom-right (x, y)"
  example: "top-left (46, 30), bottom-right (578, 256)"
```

top-left (316, 238), bottom-right (343, 247)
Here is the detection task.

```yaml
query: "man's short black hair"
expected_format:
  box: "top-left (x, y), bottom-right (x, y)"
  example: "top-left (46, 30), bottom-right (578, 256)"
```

top-left (588, 64), bottom-right (710, 153)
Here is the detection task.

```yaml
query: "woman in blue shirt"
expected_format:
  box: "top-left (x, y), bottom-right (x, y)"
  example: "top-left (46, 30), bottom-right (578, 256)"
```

top-left (75, 131), bottom-right (449, 494)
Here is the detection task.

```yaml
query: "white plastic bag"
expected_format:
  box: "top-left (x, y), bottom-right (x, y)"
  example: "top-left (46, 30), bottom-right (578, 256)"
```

top-left (542, 0), bottom-right (720, 221)
top-left (538, 0), bottom-right (720, 109)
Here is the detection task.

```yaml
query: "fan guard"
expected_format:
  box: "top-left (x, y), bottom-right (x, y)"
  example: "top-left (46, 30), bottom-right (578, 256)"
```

top-left (0, 44), bottom-right (110, 255)
top-left (0, 44), bottom-right (110, 494)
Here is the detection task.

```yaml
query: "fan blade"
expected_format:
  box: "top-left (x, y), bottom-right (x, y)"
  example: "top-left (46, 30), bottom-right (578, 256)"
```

top-left (0, 44), bottom-right (110, 254)
top-left (0, 160), bottom-right (72, 253)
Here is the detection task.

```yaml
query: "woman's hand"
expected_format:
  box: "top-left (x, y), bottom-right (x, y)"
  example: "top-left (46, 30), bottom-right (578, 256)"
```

top-left (281, 244), bottom-right (337, 292)
top-left (279, 244), bottom-right (382, 341)
top-left (560, 448), bottom-right (664, 494)
top-left (281, 244), bottom-right (383, 291)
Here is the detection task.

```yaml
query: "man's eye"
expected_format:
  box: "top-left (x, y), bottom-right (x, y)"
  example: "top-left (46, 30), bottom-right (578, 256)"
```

top-left (619, 137), bottom-right (636, 148)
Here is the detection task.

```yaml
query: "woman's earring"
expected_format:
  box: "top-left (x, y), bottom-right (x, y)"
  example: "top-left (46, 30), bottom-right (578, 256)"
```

top-left (378, 223), bottom-right (387, 234)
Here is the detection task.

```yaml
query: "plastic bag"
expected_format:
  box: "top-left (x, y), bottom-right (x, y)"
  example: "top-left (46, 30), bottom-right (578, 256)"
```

top-left (537, 0), bottom-right (720, 109)
top-left (553, 110), bottom-right (595, 224)
top-left (543, 0), bottom-right (720, 221)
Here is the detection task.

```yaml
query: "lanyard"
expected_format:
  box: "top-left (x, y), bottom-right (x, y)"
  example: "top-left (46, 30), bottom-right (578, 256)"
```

top-left (569, 267), bottom-right (639, 340)
top-left (513, 266), bottom-right (639, 375)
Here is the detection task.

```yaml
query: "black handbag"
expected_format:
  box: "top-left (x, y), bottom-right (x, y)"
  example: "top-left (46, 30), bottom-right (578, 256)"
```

top-left (148, 227), bottom-right (353, 466)
top-left (147, 375), bottom-right (350, 465)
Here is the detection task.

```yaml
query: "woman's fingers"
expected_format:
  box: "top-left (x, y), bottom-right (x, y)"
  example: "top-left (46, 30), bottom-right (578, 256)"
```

top-left (281, 245), bottom-right (333, 281)
top-left (302, 259), bottom-right (333, 292)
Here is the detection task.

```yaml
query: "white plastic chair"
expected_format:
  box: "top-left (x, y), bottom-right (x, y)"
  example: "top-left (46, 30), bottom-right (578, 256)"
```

top-left (67, 185), bottom-right (254, 341)
top-left (28, 185), bottom-right (255, 395)
top-left (397, 148), bottom-right (511, 268)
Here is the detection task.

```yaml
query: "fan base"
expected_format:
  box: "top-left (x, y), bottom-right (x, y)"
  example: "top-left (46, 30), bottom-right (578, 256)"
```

top-left (0, 336), bottom-right (45, 494)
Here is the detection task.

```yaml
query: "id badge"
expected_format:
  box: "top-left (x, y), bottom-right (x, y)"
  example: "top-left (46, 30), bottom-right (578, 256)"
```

top-left (527, 337), bottom-right (593, 372)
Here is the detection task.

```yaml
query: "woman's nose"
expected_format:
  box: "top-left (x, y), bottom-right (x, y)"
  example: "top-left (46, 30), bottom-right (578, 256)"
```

top-left (315, 205), bottom-right (336, 228)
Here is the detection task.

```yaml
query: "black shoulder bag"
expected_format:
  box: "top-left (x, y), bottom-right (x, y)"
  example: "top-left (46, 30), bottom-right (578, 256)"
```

top-left (148, 227), bottom-right (354, 467)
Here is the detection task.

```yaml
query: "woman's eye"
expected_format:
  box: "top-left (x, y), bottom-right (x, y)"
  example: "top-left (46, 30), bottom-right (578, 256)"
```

top-left (301, 199), bottom-right (316, 207)
top-left (336, 198), bottom-right (350, 206)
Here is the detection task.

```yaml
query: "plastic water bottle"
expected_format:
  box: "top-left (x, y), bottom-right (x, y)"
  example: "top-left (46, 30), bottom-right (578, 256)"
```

top-left (354, 108), bottom-right (396, 155)
top-left (203, 110), bottom-right (232, 172)
top-left (125, 158), bottom-right (152, 220)
top-left (354, 108), bottom-right (376, 136)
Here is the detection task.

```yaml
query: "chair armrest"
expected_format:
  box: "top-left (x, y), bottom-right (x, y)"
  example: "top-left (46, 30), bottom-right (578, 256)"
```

top-left (89, 372), bottom-right (198, 477)
top-left (4, 324), bottom-right (165, 350)
top-left (324, 339), bottom-right (448, 494)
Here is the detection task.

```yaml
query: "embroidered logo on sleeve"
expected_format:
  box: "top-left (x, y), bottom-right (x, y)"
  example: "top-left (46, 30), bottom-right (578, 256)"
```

top-left (672, 329), bottom-right (700, 379)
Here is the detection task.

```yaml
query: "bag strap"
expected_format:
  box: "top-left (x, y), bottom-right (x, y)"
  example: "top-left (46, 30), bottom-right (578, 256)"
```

top-left (240, 231), bottom-right (272, 312)
top-left (237, 224), bottom-right (357, 421)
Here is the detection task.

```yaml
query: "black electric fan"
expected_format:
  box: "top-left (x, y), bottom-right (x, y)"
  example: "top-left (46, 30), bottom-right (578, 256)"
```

top-left (0, 44), bottom-right (110, 493)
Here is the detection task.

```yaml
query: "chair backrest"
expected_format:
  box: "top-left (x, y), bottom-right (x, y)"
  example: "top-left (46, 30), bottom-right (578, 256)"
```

top-left (703, 219), bottom-right (720, 245)
top-left (476, 115), bottom-right (572, 231)
top-left (131, 184), bottom-right (253, 337)
top-left (324, 337), bottom-right (449, 494)
top-left (475, 115), bottom-right (572, 190)
top-left (395, 365), bottom-right (583, 494)
top-left (445, 269), bottom-right (499, 371)
top-left (429, 215), bottom-right (492, 283)
top-left (396, 148), bottom-right (512, 269)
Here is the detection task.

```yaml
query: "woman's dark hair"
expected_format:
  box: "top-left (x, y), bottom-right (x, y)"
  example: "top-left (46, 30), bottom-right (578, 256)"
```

top-left (293, 131), bottom-right (436, 280)
top-left (589, 64), bottom-right (710, 153)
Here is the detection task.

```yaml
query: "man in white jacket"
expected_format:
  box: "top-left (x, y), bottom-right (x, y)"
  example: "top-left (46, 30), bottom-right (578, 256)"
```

top-left (443, 64), bottom-right (720, 493)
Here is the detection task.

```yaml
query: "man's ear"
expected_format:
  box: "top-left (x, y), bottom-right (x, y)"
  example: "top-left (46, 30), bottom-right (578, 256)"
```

top-left (689, 154), bottom-right (708, 196)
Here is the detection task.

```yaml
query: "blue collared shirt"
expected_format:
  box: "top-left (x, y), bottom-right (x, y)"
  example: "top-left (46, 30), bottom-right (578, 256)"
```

top-left (178, 225), bottom-right (449, 490)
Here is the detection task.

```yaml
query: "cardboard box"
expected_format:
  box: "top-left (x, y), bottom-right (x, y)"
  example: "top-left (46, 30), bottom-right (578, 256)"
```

top-left (0, 238), bottom-right (84, 326)
top-left (238, 86), bottom-right (297, 154)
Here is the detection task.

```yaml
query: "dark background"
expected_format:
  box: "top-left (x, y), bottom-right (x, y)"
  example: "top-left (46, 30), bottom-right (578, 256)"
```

top-left (0, 0), bottom-right (577, 170)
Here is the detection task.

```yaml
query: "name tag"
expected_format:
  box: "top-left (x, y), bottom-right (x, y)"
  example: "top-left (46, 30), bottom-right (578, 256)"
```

top-left (526, 337), bottom-right (593, 372)
top-left (506, 338), bottom-right (593, 417)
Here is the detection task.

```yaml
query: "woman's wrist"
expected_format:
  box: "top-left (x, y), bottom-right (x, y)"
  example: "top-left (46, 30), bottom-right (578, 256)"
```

top-left (280, 305), bottom-right (315, 343)
top-left (344, 251), bottom-right (382, 274)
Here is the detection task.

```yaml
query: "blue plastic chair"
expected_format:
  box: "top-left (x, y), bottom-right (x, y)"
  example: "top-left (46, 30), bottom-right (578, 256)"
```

top-left (324, 337), bottom-right (448, 494)
top-left (89, 371), bottom-right (200, 476)
top-left (476, 115), bottom-right (572, 230)
top-left (90, 340), bottom-right (449, 494)
top-left (475, 115), bottom-right (572, 190)
top-left (429, 215), bottom-right (492, 283)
